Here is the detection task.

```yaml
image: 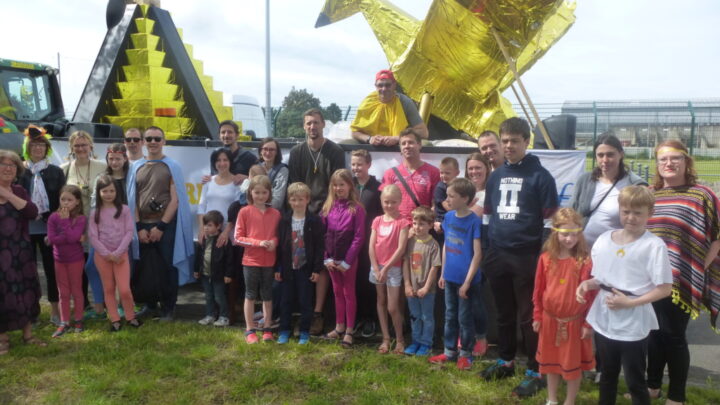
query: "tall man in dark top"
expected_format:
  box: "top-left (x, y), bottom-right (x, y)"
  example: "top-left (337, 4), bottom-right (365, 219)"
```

top-left (207, 120), bottom-right (257, 185)
top-left (480, 117), bottom-right (558, 398)
top-left (127, 126), bottom-right (194, 321)
top-left (288, 108), bottom-right (346, 334)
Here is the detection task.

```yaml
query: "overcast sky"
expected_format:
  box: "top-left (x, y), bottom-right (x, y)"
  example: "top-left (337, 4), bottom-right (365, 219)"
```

top-left (3, 0), bottom-right (719, 117)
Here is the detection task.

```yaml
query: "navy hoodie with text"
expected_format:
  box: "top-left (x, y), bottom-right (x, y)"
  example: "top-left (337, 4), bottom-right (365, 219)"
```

top-left (483, 153), bottom-right (558, 250)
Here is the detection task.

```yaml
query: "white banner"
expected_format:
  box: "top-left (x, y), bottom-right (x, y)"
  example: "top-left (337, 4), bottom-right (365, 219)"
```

top-left (50, 141), bottom-right (585, 222)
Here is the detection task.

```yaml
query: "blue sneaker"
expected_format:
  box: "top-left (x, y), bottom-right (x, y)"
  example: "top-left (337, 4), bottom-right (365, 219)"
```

top-left (512, 369), bottom-right (546, 398)
top-left (415, 344), bottom-right (432, 356)
top-left (298, 331), bottom-right (310, 345)
top-left (278, 330), bottom-right (291, 344)
top-left (404, 342), bottom-right (420, 355)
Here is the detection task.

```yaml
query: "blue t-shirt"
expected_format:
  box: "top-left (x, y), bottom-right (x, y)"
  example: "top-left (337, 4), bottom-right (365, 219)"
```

top-left (442, 210), bottom-right (482, 285)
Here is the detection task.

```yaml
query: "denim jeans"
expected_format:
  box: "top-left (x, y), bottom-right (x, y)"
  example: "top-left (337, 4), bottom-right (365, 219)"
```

top-left (201, 275), bottom-right (229, 318)
top-left (443, 281), bottom-right (482, 358)
top-left (407, 293), bottom-right (435, 347)
top-left (279, 265), bottom-right (314, 333)
top-left (84, 247), bottom-right (105, 304)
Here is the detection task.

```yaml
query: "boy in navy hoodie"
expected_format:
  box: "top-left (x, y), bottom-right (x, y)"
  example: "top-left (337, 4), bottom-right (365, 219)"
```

top-left (480, 117), bottom-right (558, 398)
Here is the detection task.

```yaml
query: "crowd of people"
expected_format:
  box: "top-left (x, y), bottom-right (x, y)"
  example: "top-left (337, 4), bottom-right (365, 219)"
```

top-left (1, 72), bottom-right (719, 405)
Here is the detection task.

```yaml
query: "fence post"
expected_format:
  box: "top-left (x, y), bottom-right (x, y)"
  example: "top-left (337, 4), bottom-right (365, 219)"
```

top-left (592, 101), bottom-right (598, 169)
top-left (688, 101), bottom-right (696, 154)
top-left (344, 105), bottom-right (352, 121)
top-left (644, 165), bottom-right (650, 182)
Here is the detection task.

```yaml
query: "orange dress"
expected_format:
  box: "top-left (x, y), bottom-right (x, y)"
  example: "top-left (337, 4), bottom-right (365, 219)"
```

top-left (533, 253), bottom-right (596, 380)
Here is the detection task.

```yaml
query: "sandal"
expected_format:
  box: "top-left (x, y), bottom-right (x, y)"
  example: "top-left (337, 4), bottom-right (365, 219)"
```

top-left (322, 329), bottom-right (345, 340)
top-left (377, 339), bottom-right (391, 354)
top-left (23, 335), bottom-right (48, 347)
top-left (341, 332), bottom-right (354, 349)
top-left (0, 339), bottom-right (9, 355)
top-left (392, 341), bottom-right (406, 355)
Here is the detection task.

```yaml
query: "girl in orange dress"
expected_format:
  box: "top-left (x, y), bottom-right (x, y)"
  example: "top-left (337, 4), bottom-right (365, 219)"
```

top-left (533, 208), bottom-right (596, 405)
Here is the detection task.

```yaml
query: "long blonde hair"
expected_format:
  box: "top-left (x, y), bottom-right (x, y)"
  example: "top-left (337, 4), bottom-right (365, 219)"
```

top-left (67, 130), bottom-right (96, 160)
top-left (322, 168), bottom-right (360, 216)
top-left (542, 207), bottom-right (589, 265)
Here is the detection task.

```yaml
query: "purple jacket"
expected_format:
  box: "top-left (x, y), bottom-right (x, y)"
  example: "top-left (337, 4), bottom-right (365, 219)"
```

top-left (47, 213), bottom-right (86, 263)
top-left (323, 199), bottom-right (365, 266)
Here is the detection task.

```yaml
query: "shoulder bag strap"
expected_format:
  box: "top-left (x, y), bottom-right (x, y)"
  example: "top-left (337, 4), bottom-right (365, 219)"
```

top-left (392, 166), bottom-right (421, 207)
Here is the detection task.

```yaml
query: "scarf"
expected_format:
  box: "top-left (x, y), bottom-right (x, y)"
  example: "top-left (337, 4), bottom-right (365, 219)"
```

top-left (351, 92), bottom-right (409, 137)
top-left (27, 159), bottom-right (50, 215)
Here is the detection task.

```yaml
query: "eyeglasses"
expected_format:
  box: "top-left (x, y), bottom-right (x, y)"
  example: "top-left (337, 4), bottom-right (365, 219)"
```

top-left (124, 137), bottom-right (142, 143)
top-left (375, 82), bottom-right (393, 89)
top-left (261, 147), bottom-right (277, 152)
top-left (657, 156), bottom-right (684, 165)
top-left (0, 162), bottom-right (16, 169)
top-left (29, 143), bottom-right (47, 148)
top-left (73, 143), bottom-right (90, 149)
top-left (144, 136), bottom-right (163, 143)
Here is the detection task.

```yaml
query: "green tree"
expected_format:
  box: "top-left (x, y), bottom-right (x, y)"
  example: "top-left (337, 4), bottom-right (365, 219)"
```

top-left (322, 102), bottom-right (343, 124)
top-left (275, 87), bottom-right (321, 138)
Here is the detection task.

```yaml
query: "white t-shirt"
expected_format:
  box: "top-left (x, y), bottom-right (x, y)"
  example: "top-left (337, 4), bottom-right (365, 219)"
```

top-left (586, 230), bottom-right (673, 342)
top-left (583, 176), bottom-right (630, 246)
top-left (474, 190), bottom-right (485, 208)
top-left (197, 176), bottom-right (241, 217)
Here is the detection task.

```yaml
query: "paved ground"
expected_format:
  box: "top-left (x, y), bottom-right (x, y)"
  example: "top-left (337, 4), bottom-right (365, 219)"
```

top-left (35, 267), bottom-right (719, 387)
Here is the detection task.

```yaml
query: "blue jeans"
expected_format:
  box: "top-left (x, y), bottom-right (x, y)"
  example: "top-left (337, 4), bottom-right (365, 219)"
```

top-left (443, 281), bottom-right (482, 358)
top-left (138, 219), bottom-right (178, 314)
top-left (407, 293), bottom-right (435, 347)
top-left (84, 247), bottom-right (105, 304)
top-left (279, 265), bottom-right (314, 333)
top-left (201, 275), bottom-right (228, 318)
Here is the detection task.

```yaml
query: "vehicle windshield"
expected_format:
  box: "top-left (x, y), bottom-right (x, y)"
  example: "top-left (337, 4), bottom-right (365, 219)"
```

top-left (0, 68), bottom-right (53, 121)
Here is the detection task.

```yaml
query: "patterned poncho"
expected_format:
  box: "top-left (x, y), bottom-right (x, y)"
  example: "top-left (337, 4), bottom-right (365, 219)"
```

top-left (647, 185), bottom-right (720, 331)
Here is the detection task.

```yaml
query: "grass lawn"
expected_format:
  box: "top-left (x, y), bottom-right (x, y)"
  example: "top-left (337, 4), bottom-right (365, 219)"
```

top-left (2, 314), bottom-right (720, 404)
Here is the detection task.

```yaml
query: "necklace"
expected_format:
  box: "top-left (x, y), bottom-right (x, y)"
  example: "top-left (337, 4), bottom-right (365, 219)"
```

top-left (307, 140), bottom-right (325, 174)
top-left (74, 160), bottom-right (91, 192)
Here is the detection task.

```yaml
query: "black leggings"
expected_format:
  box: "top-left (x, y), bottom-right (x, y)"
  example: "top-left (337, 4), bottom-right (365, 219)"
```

top-left (31, 234), bottom-right (58, 303)
top-left (596, 333), bottom-right (649, 405)
top-left (647, 297), bottom-right (691, 402)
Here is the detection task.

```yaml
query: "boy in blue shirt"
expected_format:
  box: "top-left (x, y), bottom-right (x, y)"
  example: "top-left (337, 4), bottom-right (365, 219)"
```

top-left (429, 178), bottom-right (484, 370)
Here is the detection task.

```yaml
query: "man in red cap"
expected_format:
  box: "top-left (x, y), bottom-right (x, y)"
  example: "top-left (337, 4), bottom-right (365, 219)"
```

top-left (350, 69), bottom-right (429, 146)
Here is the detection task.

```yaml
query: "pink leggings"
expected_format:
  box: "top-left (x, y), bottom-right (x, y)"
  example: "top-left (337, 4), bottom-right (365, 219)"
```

top-left (55, 260), bottom-right (85, 323)
top-left (95, 252), bottom-right (136, 323)
top-left (328, 260), bottom-right (358, 330)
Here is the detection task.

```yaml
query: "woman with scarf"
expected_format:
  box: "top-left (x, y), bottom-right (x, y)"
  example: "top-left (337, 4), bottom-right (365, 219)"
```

top-left (19, 125), bottom-right (66, 325)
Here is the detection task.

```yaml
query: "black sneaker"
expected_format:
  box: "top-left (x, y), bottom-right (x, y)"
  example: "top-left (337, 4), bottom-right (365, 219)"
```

top-left (360, 320), bottom-right (376, 338)
top-left (480, 359), bottom-right (516, 381)
top-left (512, 370), bottom-right (546, 398)
top-left (109, 321), bottom-right (122, 332)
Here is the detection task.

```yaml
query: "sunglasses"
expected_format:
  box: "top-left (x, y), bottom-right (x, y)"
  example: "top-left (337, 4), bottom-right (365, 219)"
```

top-left (124, 137), bottom-right (142, 143)
top-left (144, 136), bottom-right (163, 143)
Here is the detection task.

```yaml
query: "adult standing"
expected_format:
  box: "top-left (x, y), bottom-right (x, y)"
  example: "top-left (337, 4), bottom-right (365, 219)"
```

top-left (18, 125), bottom-right (65, 325)
top-left (288, 108), bottom-right (346, 334)
top-left (381, 128), bottom-right (440, 220)
top-left (0, 150), bottom-right (46, 354)
top-left (197, 149), bottom-right (241, 243)
top-left (466, 152), bottom-right (491, 218)
top-left (480, 117), bottom-right (558, 398)
top-left (123, 128), bottom-right (145, 164)
top-left (127, 126), bottom-right (194, 321)
top-left (61, 130), bottom-right (107, 318)
top-left (208, 120), bottom-right (257, 185)
top-left (570, 134), bottom-right (647, 246)
top-left (258, 138), bottom-right (288, 211)
top-left (477, 130), bottom-right (501, 171)
top-left (351, 69), bottom-right (429, 146)
top-left (645, 140), bottom-right (720, 405)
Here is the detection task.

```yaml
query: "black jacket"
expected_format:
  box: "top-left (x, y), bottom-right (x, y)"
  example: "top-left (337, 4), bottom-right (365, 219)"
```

top-left (18, 163), bottom-right (66, 222)
top-left (193, 238), bottom-right (235, 281)
top-left (355, 175), bottom-right (382, 230)
top-left (276, 211), bottom-right (325, 274)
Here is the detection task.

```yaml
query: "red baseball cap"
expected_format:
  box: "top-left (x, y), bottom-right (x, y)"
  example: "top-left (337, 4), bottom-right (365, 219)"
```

top-left (375, 69), bottom-right (396, 82)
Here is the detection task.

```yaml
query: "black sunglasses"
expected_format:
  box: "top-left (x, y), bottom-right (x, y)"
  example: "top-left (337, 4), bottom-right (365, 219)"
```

top-left (124, 137), bottom-right (142, 143)
top-left (145, 136), bottom-right (163, 143)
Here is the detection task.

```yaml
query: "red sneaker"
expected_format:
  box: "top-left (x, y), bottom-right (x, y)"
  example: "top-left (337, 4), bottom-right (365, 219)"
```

top-left (262, 331), bottom-right (274, 342)
top-left (473, 339), bottom-right (488, 357)
top-left (457, 356), bottom-right (473, 371)
top-left (429, 353), bottom-right (452, 364)
top-left (245, 331), bottom-right (259, 344)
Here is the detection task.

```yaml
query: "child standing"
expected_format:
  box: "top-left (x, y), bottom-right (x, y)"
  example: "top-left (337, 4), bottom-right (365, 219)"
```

top-left (403, 206), bottom-right (441, 356)
top-left (47, 185), bottom-right (87, 337)
top-left (194, 210), bottom-right (234, 327)
top-left (88, 175), bottom-right (140, 332)
top-left (370, 184), bottom-right (410, 354)
top-left (275, 183), bottom-right (325, 345)
top-left (234, 175), bottom-right (281, 344)
top-left (533, 208), bottom-right (595, 405)
top-left (322, 169), bottom-right (366, 348)
top-left (577, 186), bottom-right (673, 405)
top-left (433, 157), bottom-right (459, 233)
top-left (429, 178), bottom-right (484, 370)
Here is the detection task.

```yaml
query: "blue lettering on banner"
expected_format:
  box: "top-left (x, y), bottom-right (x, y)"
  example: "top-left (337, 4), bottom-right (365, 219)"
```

top-left (557, 182), bottom-right (574, 206)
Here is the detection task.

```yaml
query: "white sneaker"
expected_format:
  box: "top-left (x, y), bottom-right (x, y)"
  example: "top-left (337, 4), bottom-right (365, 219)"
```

top-left (198, 316), bottom-right (215, 325)
top-left (213, 316), bottom-right (230, 327)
